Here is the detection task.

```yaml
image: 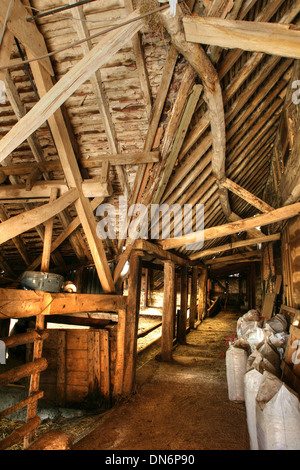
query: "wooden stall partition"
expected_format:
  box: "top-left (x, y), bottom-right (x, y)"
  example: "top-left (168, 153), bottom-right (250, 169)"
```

top-left (0, 330), bottom-right (48, 450)
top-left (39, 327), bottom-right (113, 407)
top-left (280, 305), bottom-right (300, 395)
top-left (282, 216), bottom-right (300, 309)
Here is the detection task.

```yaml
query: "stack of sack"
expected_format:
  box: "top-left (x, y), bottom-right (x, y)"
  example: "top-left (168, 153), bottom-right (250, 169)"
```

top-left (226, 308), bottom-right (300, 450)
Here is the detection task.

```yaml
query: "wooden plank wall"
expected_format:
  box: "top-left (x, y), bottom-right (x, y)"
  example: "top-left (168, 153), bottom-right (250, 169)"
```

top-left (38, 327), bottom-right (116, 407)
top-left (282, 216), bottom-right (300, 309)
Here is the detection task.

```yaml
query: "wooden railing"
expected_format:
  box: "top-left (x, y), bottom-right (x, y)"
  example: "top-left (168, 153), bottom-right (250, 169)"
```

top-left (0, 329), bottom-right (48, 450)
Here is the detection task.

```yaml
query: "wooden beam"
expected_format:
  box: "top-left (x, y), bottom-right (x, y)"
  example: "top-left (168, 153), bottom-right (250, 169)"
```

top-left (161, 261), bottom-right (176, 362)
top-left (221, 177), bottom-right (274, 213)
top-left (128, 45), bottom-right (179, 227)
top-left (190, 233), bottom-right (281, 260)
top-left (0, 288), bottom-right (127, 319)
top-left (40, 188), bottom-right (58, 272)
top-left (204, 250), bottom-right (262, 265)
top-left (123, 252), bottom-right (142, 396)
top-left (0, 204), bottom-right (32, 266)
top-left (0, 152), bottom-right (160, 177)
top-left (124, 0), bottom-right (152, 120)
top-left (134, 239), bottom-right (190, 266)
top-left (0, 188), bottom-right (78, 246)
top-left (190, 266), bottom-right (198, 329)
top-left (0, 0), bottom-right (53, 76)
top-left (183, 16), bottom-right (300, 59)
top-left (159, 202), bottom-right (300, 250)
top-left (198, 267), bottom-right (208, 321)
top-left (1, 9), bottom-right (143, 293)
top-left (0, 179), bottom-right (111, 200)
top-left (0, 10), bottom-right (143, 164)
top-left (178, 266), bottom-right (188, 344)
top-left (158, 5), bottom-right (232, 225)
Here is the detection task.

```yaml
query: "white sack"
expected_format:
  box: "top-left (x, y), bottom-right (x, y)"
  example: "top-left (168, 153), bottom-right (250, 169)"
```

top-left (256, 371), bottom-right (300, 450)
top-left (244, 369), bottom-right (263, 450)
top-left (226, 345), bottom-right (248, 402)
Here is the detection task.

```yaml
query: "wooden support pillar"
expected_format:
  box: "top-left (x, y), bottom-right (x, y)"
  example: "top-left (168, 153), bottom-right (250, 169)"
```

top-left (198, 267), bottom-right (208, 322)
top-left (143, 268), bottom-right (149, 308)
top-left (178, 266), bottom-right (188, 344)
top-left (113, 308), bottom-right (127, 399)
top-left (122, 251), bottom-right (142, 396)
top-left (250, 263), bottom-right (256, 309)
top-left (161, 261), bottom-right (176, 362)
top-left (189, 266), bottom-right (198, 329)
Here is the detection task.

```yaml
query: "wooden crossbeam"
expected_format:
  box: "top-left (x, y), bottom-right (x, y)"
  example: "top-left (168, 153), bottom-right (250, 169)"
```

top-left (152, 84), bottom-right (202, 205)
top-left (69, 0), bottom-right (130, 197)
top-left (221, 177), bottom-right (274, 213)
top-left (159, 202), bottom-right (300, 250)
top-left (0, 180), bottom-right (111, 200)
top-left (0, 289), bottom-right (127, 319)
top-left (183, 16), bottom-right (300, 59)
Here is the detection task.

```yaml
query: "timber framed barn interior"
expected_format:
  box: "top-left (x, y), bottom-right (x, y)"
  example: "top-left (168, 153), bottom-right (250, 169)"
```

top-left (1, 0), bottom-right (300, 452)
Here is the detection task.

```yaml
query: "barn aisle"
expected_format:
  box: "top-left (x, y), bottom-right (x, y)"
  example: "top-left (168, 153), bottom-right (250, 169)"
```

top-left (73, 309), bottom-right (250, 451)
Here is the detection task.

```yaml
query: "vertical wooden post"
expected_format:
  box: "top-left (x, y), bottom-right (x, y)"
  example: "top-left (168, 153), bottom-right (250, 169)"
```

top-left (56, 330), bottom-right (66, 406)
top-left (40, 187), bottom-right (58, 272)
top-left (143, 268), bottom-right (149, 308)
top-left (189, 266), bottom-right (198, 329)
top-left (178, 266), bottom-right (188, 344)
top-left (100, 329), bottom-right (111, 406)
top-left (161, 261), bottom-right (176, 362)
top-left (122, 251), bottom-right (142, 396)
top-left (24, 189), bottom-right (58, 448)
top-left (87, 329), bottom-right (101, 396)
top-left (24, 294), bottom-right (51, 448)
top-left (198, 267), bottom-right (208, 322)
top-left (113, 308), bottom-right (127, 398)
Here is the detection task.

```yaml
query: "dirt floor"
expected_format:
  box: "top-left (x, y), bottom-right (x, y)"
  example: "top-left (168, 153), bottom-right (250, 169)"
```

top-left (73, 308), bottom-right (250, 451)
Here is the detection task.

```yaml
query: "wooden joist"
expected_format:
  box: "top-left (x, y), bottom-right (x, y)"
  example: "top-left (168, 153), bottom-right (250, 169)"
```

top-left (183, 16), bottom-right (300, 59)
top-left (159, 202), bottom-right (300, 250)
top-left (134, 239), bottom-right (190, 266)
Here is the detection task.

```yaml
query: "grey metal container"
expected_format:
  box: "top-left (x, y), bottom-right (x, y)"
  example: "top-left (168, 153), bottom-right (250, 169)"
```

top-left (20, 271), bottom-right (64, 293)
